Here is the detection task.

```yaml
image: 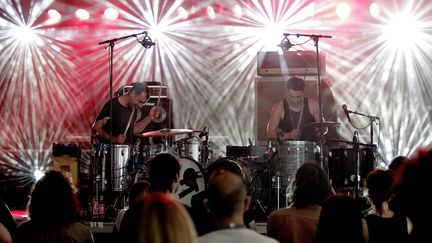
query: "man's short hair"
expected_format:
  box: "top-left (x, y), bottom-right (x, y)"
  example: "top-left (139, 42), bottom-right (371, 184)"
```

top-left (286, 76), bottom-right (305, 91)
top-left (130, 82), bottom-right (149, 96)
top-left (206, 170), bottom-right (247, 218)
top-left (148, 153), bottom-right (180, 192)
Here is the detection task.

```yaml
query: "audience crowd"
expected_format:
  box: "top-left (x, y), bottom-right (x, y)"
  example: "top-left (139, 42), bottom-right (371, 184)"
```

top-left (0, 146), bottom-right (430, 243)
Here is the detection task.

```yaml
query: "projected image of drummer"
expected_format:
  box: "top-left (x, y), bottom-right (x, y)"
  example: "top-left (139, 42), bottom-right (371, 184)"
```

top-left (266, 76), bottom-right (320, 141)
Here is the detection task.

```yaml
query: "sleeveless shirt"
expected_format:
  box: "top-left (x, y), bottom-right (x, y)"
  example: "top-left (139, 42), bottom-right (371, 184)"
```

top-left (279, 98), bottom-right (315, 140)
top-left (366, 213), bottom-right (410, 243)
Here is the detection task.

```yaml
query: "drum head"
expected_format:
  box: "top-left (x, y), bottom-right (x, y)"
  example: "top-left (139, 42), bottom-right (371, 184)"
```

top-left (175, 157), bottom-right (206, 207)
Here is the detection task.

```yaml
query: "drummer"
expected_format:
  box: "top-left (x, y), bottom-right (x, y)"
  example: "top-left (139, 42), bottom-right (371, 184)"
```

top-left (266, 76), bottom-right (320, 141)
top-left (92, 82), bottom-right (161, 145)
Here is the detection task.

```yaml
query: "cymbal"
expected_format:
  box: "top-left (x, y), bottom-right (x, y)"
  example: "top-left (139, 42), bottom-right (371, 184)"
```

top-left (139, 128), bottom-right (194, 137)
top-left (304, 121), bottom-right (340, 128)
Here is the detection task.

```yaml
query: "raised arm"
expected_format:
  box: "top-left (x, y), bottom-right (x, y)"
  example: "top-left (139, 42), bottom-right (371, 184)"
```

top-left (266, 101), bottom-right (283, 140)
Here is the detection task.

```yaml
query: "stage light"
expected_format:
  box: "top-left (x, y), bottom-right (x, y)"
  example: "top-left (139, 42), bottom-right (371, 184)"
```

top-left (233, 5), bottom-right (243, 19)
top-left (75, 9), bottom-right (90, 21)
top-left (336, 2), bottom-right (351, 19)
top-left (47, 9), bottom-right (61, 23)
top-left (104, 8), bottom-right (119, 20)
top-left (177, 7), bottom-right (188, 20)
top-left (383, 13), bottom-right (421, 50)
top-left (207, 6), bottom-right (216, 20)
top-left (34, 169), bottom-right (45, 181)
top-left (262, 23), bottom-right (284, 51)
top-left (9, 25), bottom-right (42, 46)
top-left (369, 2), bottom-right (380, 18)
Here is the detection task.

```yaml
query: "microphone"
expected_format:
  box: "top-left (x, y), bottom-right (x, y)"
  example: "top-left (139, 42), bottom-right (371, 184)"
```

top-left (139, 34), bottom-right (155, 49)
top-left (278, 36), bottom-right (292, 51)
top-left (342, 104), bottom-right (351, 122)
top-left (353, 131), bottom-right (358, 143)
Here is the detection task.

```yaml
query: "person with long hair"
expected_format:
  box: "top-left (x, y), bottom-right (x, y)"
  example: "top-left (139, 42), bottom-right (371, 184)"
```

top-left (15, 170), bottom-right (93, 243)
top-left (267, 161), bottom-right (334, 243)
top-left (123, 192), bottom-right (197, 243)
top-left (114, 180), bottom-right (150, 233)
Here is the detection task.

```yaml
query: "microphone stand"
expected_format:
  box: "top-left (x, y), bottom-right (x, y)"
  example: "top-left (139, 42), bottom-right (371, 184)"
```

top-left (352, 131), bottom-right (360, 199)
top-left (346, 109), bottom-right (380, 145)
top-left (97, 31), bottom-right (151, 207)
top-left (282, 33), bottom-right (332, 171)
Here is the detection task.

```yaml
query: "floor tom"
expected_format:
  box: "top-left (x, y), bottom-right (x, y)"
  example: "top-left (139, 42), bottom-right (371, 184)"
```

top-left (102, 144), bottom-right (132, 191)
top-left (328, 147), bottom-right (376, 190)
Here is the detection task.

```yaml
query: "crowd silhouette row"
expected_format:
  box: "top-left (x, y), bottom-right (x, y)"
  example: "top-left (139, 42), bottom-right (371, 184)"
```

top-left (0, 146), bottom-right (431, 243)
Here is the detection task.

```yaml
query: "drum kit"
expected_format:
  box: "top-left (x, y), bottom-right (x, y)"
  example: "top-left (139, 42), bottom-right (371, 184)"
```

top-left (252, 120), bottom-right (376, 215)
top-left (92, 120), bottom-right (376, 216)
top-left (92, 127), bottom-right (211, 208)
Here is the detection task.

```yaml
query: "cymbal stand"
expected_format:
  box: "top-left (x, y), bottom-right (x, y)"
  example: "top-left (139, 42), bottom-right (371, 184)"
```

top-left (249, 163), bottom-right (269, 219)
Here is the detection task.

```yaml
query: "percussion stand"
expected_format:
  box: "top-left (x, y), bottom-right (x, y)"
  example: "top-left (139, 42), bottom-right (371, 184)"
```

top-left (352, 131), bottom-right (361, 199)
top-left (267, 140), bottom-right (283, 212)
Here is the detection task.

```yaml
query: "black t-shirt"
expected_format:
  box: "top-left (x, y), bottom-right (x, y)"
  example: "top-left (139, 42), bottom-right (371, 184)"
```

top-left (96, 97), bottom-right (136, 144)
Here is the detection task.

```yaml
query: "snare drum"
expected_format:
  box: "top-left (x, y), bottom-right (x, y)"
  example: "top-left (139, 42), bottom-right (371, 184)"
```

top-left (102, 144), bottom-right (132, 191)
top-left (174, 137), bottom-right (200, 162)
top-left (175, 157), bottom-right (206, 207)
top-left (269, 140), bottom-right (319, 186)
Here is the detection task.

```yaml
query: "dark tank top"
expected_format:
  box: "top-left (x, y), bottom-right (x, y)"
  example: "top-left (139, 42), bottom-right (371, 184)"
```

top-left (366, 213), bottom-right (410, 243)
top-left (279, 98), bottom-right (315, 140)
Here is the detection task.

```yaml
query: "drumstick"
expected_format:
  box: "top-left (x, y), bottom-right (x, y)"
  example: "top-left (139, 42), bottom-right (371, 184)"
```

top-left (156, 85), bottom-right (162, 108)
top-left (123, 107), bottom-right (136, 136)
top-left (150, 85), bottom-right (164, 122)
top-left (297, 105), bottom-right (304, 130)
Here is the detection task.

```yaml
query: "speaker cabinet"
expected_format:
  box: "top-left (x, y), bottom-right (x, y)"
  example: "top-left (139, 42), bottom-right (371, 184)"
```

top-left (53, 156), bottom-right (79, 185)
